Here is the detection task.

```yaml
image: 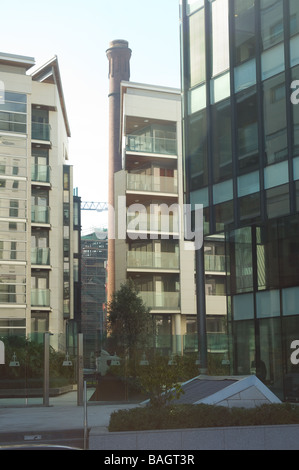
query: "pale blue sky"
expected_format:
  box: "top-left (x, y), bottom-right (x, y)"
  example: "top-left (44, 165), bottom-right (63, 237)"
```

top-left (0, 0), bottom-right (181, 231)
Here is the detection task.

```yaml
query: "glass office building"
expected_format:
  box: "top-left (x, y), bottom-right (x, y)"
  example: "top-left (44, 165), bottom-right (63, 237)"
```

top-left (180, 0), bottom-right (299, 400)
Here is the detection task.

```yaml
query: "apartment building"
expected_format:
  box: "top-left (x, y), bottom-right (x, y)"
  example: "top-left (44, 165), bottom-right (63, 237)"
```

top-left (111, 81), bottom-right (226, 356)
top-left (0, 52), bottom-right (75, 350)
top-left (180, 0), bottom-right (299, 400)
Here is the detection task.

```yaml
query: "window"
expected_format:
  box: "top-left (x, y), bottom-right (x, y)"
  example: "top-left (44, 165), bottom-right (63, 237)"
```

top-left (189, 7), bottom-right (206, 87)
top-left (9, 200), bottom-right (18, 218)
top-left (0, 92), bottom-right (27, 134)
top-left (239, 193), bottom-right (261, 223)
top-left (266, 184), bottom-right (290, 219)
top-left (233, 0), bottom-right (256, 65)
top-left (261, 0), bottom-right (284, 51)
top-left (10, 241), bottom-right (17, 260)
top-left (211, 99), bottom-right (232, 182)
top-left (211, 0), bottom-right (230, 77)
top-left (290, 0), bottom-right (299, 36)
top-left (263, 73), bottom-right (287, 165)
top-left (188, 110), bottom-right (208, 190)
top-left (292, 66), bottom-right (299, 156)
top-left (236, 87), bottom-right (259, 174)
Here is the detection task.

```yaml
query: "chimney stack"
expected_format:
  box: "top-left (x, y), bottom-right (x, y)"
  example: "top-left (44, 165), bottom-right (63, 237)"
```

top-left (106, 40), bottom-right (132, 302)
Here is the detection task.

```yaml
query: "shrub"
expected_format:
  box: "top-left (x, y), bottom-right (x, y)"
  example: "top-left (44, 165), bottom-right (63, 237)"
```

top-left (108, 403), bottom-right (299, 432)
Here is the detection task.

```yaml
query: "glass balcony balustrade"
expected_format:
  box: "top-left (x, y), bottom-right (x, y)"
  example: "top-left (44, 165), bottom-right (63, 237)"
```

top-left (31, 122), bottom-right (51, 141)
top-left (31, 165), bottom-right (51, 184)
top-left (31, 205), bottom-right (50, 224)
top-left (31, 247), bottom-right (50, 265)
top-left (127, 173), bottom-right (178, 194)
top-left (126, 134), bottom-right (177, 155)
top-left (139, 291), bottom-right (180, 309)
top-left (31, 288), bottom-right (50, 307)
top-left (127, 251), bottom-right (179, 270)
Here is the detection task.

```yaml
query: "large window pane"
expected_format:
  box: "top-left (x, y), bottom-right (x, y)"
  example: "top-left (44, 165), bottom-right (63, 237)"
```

top-left (189, 8), bottom-right (206, 87)
top-left (290, 0), bottom-right (299, 37)
top-left (261, 43), bottom-right (285, 80)
top-left (211, 99), bottom-right (232, 182)
top-left (187, 110), bottom-right (208, 190)
top-left (283, 316), bottom-right (299, 401)
top-left (214, 200), bottom-right (234, 233)
top-left (233, 0), bottom-right (256, 65)
top-left (266, 183), bottom-right (290, 219)
top-left (239, 193), bottom-right (261, 223)
top-left (256, 223), bottom-right (280, 291)
top-left (211, 0), bottom-right (230, 77)
top-left (236, 87), bottom-right (259, 174)
top-left (291, 66), bottom-right (299, 156)
top-left (261, 0), bottom-right (284, 51)
top-left (263, 73), bottom-right (288, 165)
top-left (279, 215), bottom-right (299, 288)
top-left (259, 318), bottom-right (283, 391)
top-left (233, 320), bottom-right (255, 375)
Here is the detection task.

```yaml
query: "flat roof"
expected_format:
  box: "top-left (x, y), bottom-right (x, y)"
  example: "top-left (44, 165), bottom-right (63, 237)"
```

top-left (0, 52), bottom-right (35, 70)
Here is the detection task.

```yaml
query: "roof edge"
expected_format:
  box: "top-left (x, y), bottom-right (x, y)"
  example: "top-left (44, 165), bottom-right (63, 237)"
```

top-left (31, 56), bottom-right (71, 138)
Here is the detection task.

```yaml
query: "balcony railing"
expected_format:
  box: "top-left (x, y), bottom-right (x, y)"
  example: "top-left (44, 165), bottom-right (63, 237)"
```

top-left (31, 288), bottom-right (50, 308)
top-left (31, 164), bottom-right (51, 184)
top-left (127, 251), bottom-right (179, 270)
top-left (127, 173), bottom-right (178, 194)
top-left (32, 122), bottom-right (51, 141)
top-left (126, 135), bottom-right (177, 155)
top-left (31, 205), bottom-right (50, 224)
top-left (31, 247), bottom-right (50, 265)
top-left (139, 291), bottom-right (180, 310)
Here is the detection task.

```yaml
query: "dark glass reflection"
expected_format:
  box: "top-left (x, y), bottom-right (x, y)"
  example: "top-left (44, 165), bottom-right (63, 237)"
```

top-left (212, 99), bottom-right (232, 183)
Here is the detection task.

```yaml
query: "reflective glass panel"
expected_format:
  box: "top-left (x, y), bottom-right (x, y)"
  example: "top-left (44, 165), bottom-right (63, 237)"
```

top-left (211, 99), bottom-right (232, 182)
top-left (189, 8), bottom-right (206, 87)
top-left (236, 87), bottom-right (259, 174)
top-left (233, 0), bottom-right (256, 65)
top-left (187, 110), bottom-right (208, 190)
top-left (260, 0), bottom-right (284, 51)
top-left (211, 0), bottom-right (230, 77)
top-left (263, 73), bottom-right (287, 165)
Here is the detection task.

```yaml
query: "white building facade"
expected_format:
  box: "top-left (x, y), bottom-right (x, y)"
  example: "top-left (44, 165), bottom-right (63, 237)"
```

top-left (0, 52), bottom-right (75, 349)
top-left (113, 81), bottom-right (227, 356)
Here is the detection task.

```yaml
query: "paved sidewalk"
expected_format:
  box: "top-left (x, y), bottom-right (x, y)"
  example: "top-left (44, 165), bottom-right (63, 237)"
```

top-left (0, 391), bottom-right (140, 447)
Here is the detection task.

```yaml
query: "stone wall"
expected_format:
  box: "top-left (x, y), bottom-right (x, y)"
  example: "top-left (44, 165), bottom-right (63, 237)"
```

top-left (89, 424), bottom-right (299, 450)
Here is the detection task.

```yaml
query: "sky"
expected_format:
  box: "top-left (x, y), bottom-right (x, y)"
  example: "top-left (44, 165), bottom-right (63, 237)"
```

top-left (0, 0), bottom-right (182, 233)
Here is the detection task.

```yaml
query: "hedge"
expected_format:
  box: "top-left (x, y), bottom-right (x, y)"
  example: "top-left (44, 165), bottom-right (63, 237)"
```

top-left (108, 403), bottom-right (299, 432)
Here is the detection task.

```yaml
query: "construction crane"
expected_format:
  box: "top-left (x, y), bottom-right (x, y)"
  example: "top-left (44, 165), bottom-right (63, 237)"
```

top-left (81, 202), bottom-right (108, 212)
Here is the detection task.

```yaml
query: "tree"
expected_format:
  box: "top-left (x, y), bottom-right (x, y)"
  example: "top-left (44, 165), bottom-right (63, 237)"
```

top-left (106, 279), bottom-right (152, 359)
top-left (137, 355), bottom-right (184, 408)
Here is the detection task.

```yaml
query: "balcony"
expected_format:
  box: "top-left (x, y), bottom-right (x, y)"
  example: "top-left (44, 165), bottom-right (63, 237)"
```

top-left (31, 205), bottom-right (50, 225)
top-left (31, 165), bottom-right (51, 184)
top-left (139, 291), bottom-right (180, 310)
top-left (31, 122), bottom-right (51, 141)
top-left (126, 135), bottom-right (177, 155)
top-left (31, 288), bottom-right (50, 308)
top-left (127, 173), bottom-right (178, 194)
top-left (31, 247), bottom-right (50, 266)
top-left (127, 251), bottom-right (179, 270)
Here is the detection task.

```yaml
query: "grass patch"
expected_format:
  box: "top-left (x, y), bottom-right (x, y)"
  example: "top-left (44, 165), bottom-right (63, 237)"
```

top-left (108, 403), bottom-right (299, 432)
